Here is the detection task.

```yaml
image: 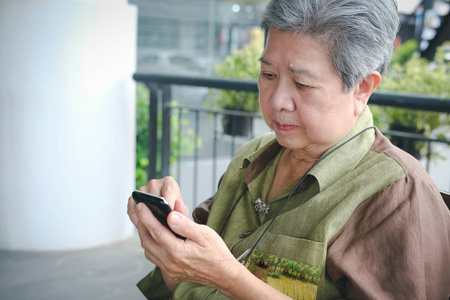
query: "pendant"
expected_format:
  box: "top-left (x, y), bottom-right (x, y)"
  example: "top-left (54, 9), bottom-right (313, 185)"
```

top-left (252, 198), bottom-right (270, 214)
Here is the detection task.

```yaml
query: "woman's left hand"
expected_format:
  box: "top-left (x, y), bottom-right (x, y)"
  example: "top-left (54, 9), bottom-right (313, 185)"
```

top-left (134, 201), bottom-right (243, 292)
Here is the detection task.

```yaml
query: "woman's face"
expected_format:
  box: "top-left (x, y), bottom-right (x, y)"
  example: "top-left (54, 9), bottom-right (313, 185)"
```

top-left (258, 29), bottom-right (362, 157)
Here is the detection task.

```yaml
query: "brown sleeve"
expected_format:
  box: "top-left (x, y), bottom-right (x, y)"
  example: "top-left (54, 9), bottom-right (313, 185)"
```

top-left (327, 175), bottom-right (450, 299)
top-left (192, 195), bottom-right (215, 224)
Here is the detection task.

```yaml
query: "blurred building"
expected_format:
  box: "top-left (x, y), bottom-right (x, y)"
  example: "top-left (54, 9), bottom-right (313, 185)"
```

top-left (130, 0), bottom-right (266, 75)
top-left (130, 0), bottom-right (450, 77)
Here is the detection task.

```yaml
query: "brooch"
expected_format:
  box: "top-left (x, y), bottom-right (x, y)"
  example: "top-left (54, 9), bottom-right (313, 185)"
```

top-left (252, 198), bottom-right (270, 214)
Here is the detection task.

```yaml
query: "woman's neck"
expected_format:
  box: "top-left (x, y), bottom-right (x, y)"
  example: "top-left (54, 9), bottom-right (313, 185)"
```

top-left (266, 149), bottom-right (317, 203)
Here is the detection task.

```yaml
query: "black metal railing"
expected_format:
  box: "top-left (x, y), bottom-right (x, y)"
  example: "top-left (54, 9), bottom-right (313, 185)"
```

top-left (134, 73), bottom-right (450, 206)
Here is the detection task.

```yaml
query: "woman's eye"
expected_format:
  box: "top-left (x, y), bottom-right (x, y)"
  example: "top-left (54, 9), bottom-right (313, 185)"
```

top-left (295, 82), bottom-right (308, 89)
top-left (262, 72), bottom-right (275, 79)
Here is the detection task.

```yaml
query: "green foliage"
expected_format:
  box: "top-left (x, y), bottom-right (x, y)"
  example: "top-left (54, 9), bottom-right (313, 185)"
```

top-left (208, 28), bottom-right (263, 112)
top-left (381, 45), bottom-right (450, 98)
top-left (136, 84), bottom-right (151, 188)
top-left (373, 44), bottom-right (450, 137)
top-left (390, 39), bottom-right (419, 66)
top-left (215, 28), bottom-right (262, 79)
top-left (135, 84), bottom-right (201, 188)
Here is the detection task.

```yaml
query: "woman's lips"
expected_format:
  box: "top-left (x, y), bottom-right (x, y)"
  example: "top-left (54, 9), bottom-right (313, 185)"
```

top-left (275, 122), bottom-right (296, 132)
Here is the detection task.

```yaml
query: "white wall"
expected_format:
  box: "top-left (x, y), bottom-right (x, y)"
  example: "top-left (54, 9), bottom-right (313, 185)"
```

top-left (0, 0), bottom-right (138, 250)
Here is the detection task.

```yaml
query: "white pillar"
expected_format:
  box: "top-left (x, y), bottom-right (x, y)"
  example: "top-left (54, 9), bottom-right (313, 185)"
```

top-left (0, 0), bottom-right (138, 250)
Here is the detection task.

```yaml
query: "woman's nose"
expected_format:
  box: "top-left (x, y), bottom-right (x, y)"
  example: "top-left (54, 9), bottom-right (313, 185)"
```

top-left (270, 82), bottom-right (296, 112)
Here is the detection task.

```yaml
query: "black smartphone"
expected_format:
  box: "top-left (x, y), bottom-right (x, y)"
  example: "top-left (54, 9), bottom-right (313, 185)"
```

top-left (132, 190), bottom-right (186, 240)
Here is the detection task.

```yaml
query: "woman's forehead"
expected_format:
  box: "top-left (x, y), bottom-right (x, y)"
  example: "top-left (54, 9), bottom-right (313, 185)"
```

top-left (264, 29), bottom-right (328, 58)
top-left (262, 29), bottom-right (335, 79)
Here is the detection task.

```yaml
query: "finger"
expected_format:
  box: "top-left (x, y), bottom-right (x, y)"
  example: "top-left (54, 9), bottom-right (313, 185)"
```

top-left (167, 211), bottom-right (212, 245)
top-left (135, 204), bottom-right (170, 266)
top-left (174, 199), bottom-right (190, 217)
top-left (136, 221), bottom-right (164, 266)
top-left (127, 196), bottom-right (139, 227)
top-left (154, 177), bottom-right (189, 216)
top-left (140, 177), bottom-right (183, 210)
top-left (141, 176), bottom-right (179, 196)
top-left (159, 177), bottom-right (183, 209)
top-left (136, 202), bottom-right (182, 246)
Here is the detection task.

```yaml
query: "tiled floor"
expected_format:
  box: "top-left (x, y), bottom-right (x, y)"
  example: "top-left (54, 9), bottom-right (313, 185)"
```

top-left (0, 235), bottom-right (153, 300)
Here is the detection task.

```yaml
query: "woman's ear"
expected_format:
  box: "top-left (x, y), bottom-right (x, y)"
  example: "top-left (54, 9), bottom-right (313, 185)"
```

top-left (353, 71), bottom-right (381, 116)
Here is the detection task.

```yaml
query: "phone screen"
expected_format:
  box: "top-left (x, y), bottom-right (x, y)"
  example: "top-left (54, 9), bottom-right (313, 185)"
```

top-left (132, 190), bottom-right (186, 239)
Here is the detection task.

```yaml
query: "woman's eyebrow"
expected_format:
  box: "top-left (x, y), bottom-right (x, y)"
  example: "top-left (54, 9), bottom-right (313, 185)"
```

top-left (259, 56), bottom-right (318, 81)
top-left (287, 65), bottom-right (319, 82)
top-left (258, 57), bottom-right (272, 66)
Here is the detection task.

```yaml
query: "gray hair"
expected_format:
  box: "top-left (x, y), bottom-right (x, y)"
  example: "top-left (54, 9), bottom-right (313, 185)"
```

top-left (260, 0), bottom-right (400, 92)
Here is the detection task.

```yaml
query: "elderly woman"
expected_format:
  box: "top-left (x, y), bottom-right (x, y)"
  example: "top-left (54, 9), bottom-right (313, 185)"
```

top-left (128, 0), bottom-right (450, 299)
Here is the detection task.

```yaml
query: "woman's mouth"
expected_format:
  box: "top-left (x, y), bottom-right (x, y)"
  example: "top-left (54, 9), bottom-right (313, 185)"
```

top-left (275, 122), bottom-right (296, 132)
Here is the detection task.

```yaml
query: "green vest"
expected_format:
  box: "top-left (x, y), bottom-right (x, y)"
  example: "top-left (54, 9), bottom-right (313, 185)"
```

top-left (140, 107), bottom-right (405, 300)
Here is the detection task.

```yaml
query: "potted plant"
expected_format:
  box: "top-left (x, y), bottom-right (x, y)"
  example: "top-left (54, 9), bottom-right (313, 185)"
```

top-left (371, 42), bottom-right (450, 158)
top-left (207, 28), bottom-right (263, 136)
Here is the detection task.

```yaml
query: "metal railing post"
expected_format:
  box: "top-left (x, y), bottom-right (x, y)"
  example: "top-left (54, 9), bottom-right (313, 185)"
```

top-left (147, 83), bottom-right (159, 180)
top-left (212, 113), bottom-right (218, 193)
top-left (426, 141), bottom-right (432, 172)
top-left (177, 108), bottom-right (182, 185)
top-left (161, 84), bottom-right (172, 178)
top-left (193, 110), bottom-right (200, 205)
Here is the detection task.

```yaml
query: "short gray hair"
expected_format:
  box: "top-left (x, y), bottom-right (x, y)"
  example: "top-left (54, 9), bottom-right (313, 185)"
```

top-left (260, 0), bottom-right (400, 92)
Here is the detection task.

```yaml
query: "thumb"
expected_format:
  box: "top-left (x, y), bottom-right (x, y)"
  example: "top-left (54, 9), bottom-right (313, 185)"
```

top-left (174, 200), bottom-right (190, 218)
top-left (167, 211), bottom-right (207, 243)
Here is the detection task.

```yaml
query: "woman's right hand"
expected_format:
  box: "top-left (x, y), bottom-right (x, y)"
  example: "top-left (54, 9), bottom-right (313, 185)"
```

top-left (127, 176), bottom-right (190, 291)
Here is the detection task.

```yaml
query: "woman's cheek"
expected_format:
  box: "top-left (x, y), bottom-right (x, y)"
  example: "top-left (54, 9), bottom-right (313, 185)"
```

top-left (259, 97), bottom-right (273, 129)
